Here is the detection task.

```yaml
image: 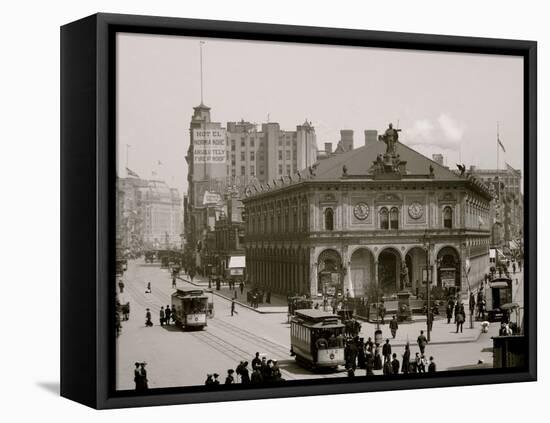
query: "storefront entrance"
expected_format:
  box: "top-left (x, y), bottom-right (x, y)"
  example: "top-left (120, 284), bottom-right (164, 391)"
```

top-left (317, 249), bottom-right (343, 296)
top-left (377, 248), bottom-right (401, 295)
top-left (437, 246), bottom-right (461, 288)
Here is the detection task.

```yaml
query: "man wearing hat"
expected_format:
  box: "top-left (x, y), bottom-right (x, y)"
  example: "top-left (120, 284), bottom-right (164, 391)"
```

top-left (145, 308), bottom-right (153, 327)
top-left (225, 369), bottom-right (235, 384)
top-left (165, 305), bottom-right (172, 325)
top-left (272, 360), bottom-right (283, 382)
top-left (133, 362), bottom-right (141, 390)
top-left (212, 373), bottom-right (220, 385)
top-left (136, 362), bottom-right (148, 390)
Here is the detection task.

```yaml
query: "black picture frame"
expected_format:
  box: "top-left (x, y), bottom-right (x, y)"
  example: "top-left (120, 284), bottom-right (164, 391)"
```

top-left (61, 12), bottom-right (537, 409)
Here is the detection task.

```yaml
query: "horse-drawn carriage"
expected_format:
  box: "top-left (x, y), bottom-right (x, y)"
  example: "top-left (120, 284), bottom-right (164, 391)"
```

top-left (144, 250), bottom-right (156, 263)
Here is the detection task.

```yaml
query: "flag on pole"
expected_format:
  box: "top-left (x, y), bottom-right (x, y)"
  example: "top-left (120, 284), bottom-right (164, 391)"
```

top-left (465, 258), bottom-right (471, 275)
top-left (505, 162), bottom-right (517, 172)
top-left (497, 137), bottom-right (506, 152)
top-left (126, 167), bottom-right (139, 178)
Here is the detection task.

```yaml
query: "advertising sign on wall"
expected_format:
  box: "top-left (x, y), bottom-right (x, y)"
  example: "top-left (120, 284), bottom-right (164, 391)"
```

top-left (193, 129), bottom-right (226, 163)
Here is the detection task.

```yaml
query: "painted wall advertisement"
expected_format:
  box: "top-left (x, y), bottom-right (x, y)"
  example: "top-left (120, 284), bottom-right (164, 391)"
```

top-left (193, 129), bottom-right (226, 163)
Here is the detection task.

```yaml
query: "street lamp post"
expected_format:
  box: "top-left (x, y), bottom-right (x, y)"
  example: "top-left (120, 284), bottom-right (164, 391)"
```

top-left (423, 233), bottom-right (431, 342)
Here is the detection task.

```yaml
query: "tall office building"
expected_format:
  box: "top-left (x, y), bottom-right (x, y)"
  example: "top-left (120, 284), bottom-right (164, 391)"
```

top-left (185, 105), bottom-right (319, 267)
top-left (226, 119), bottom-right (318, 185)
top-left (469, 164), bottom-right (523, 245)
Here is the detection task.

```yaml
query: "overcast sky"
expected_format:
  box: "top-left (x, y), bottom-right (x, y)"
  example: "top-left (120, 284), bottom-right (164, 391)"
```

top-left (116, 33), bottom-right (524, 194)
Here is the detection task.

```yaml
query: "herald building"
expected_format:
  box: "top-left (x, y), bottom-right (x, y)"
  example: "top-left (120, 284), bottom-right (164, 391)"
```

top-left (242, 125), bottom-right (493, 299)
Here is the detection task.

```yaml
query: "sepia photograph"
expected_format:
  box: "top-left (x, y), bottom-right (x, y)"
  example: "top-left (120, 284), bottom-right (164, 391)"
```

top-left (114, 32), bottom-right (526, 392)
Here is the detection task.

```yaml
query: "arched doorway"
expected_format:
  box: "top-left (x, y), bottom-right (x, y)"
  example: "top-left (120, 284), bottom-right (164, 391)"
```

top-left (377, 248), bottom-right (401, 295)
top-left (437, 246), bottom-right (461, 288)
top-left (405, 247), bottom-right (427, 296)
top-left (317, 249), bottom-right (343, 296)
top-left (349, 248), bottom-right (375, 297)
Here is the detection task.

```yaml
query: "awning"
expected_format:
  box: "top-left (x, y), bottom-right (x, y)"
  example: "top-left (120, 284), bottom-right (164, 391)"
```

top-left (228, 255), bottom-right (246, 268)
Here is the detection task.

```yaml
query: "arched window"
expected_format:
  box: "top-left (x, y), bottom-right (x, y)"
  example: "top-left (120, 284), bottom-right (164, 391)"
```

top-left (379, 207), bottom-right (389, 229)
top-left (443, 206), bottom-right (453, 228)
top-left (390, 207), bottom-right (399, 229)
top-left (324, 208), bottom-right (334, 231)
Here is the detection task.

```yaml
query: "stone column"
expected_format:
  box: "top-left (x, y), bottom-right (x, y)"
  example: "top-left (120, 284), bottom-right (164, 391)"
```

top-left (309, 248), bottom-right (318, 297)
top-left (374, 259), bottom-right (379, 300)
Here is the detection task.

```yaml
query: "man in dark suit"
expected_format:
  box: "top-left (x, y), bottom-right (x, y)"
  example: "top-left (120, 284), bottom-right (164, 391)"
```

top-left (389, 315), bottom-right (399, 338)
top-left (428, 356), bottom-right (436, 373)
top-left (251, 352), bottom-right (261, 370)
top-left (382, 339), bottom-right (392, 363)
top-left (417, 330), bottom-right (428, 354)
top-left (391, 353), bottom-right (400, 374)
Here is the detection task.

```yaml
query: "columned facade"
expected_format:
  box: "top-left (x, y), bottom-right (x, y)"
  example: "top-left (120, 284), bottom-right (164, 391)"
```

top-left (243, 135), bottom-right (493, 300)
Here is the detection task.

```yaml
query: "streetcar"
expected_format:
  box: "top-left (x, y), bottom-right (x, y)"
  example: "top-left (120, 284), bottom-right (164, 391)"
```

top-left (171, 289), bottom-right (210, 330)
top-left (290, 309), bottom-right (346, 370)
top-left (483, 277), bottom-right (513, 322)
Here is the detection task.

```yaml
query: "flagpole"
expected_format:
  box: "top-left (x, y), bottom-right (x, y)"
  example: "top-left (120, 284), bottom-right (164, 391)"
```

top-left (200, 41), bottom-right (204, 104)
top-left (497, 122), bottom-right (500, 203)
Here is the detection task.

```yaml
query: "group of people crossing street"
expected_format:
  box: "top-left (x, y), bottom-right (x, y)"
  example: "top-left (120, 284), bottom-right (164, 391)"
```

top-left (344, 330), bottom-right (436, 377)
top-left (204, 352), bottom-right (285, 387)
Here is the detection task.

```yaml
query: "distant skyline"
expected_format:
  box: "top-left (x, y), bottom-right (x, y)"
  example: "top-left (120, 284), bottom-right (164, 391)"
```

top-left (116, 33), bottom-right (524, 194)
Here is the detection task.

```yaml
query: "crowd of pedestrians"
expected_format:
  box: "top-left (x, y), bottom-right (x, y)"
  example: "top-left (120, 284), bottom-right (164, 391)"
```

top-left (204, 351), bottom-right (285, 387)
top-left (344, 330), bottom-right (437, 377)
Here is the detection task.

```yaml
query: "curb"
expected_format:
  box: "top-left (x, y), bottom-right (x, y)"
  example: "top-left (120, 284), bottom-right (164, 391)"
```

top-left (176, 276), bottom-right (287, 315)
top-left (176, 275), bottom-right (487, 343)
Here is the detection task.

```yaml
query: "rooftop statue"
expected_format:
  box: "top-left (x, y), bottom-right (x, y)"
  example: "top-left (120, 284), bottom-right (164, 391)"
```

top-left (378, 123), bottom-right (401, 156)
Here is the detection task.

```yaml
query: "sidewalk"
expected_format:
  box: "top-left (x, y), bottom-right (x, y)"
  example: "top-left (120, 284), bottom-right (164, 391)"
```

top-left (176, 273), bottom-right (494, 345)
top-left (177, 274), bottom-right (288, 314)
top-left (356, 316), bottom-right (487, 348)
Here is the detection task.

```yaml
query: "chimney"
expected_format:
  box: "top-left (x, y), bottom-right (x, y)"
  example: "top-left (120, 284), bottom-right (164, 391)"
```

top-left (364, 130), bottom-right (378, 146)
top-left (340, 130), bottom-right (354, 151)
top-left (432, 154), bottom-right (444, 166)
top-left (324, 142), bottom-right (333, 154)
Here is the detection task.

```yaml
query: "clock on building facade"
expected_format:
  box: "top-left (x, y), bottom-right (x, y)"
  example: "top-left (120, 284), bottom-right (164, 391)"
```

top-left (353, 202), bottom-right (370, 220)
top-left (408, 201), bottom-right (424, 219)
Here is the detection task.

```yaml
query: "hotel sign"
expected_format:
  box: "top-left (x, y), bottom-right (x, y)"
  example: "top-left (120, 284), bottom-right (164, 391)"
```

top-left (193, 129), bottom-right (226, 163)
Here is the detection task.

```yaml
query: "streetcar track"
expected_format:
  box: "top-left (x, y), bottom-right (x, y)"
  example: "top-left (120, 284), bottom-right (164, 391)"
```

top-left (120, 262), bottom-right (345, 380)
top-left (211, 319), bottom-right (290, 357)
top-left (189, 330), bottom-right (297, 381)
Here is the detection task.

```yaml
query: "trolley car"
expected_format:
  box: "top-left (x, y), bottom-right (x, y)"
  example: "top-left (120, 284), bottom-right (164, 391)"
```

top-left (171, 289), bottom-right (210, 330)
top-left (290, 309), bottom-right (346, 370)
top-left (484, 277), bottom-right (513, 322)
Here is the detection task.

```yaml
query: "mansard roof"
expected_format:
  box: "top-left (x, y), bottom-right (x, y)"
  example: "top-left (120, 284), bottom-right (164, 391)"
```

top-left (243, 139), bottom-right (492, 201)
top-left (311, 141), bottom-right (460, 181)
